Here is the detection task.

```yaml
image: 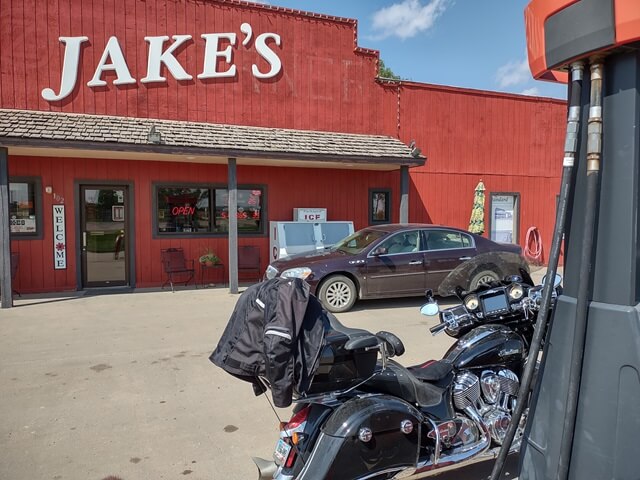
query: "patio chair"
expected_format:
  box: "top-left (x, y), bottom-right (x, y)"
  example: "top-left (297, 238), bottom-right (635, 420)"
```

top-left (160, 248), bottom-right (195, 292)
top-left (238, 246), bottom-right (262, 282)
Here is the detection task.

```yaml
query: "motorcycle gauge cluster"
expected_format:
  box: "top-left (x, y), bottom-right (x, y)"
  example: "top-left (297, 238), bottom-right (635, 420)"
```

top-left (508, 284), bottom-right (524, 301)
top-left (464, 295), bottom-right (479, 311)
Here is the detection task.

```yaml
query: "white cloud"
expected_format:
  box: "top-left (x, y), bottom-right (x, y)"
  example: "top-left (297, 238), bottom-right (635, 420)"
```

top-left (520, 87), bottom-right (540, 96)
top-left (495, 58), bottom-right (531, 88)
top-left (371, 0), bottom-right (452, 40)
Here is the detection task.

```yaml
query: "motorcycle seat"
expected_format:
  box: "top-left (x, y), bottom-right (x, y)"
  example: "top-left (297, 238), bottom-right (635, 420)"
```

top-left (408, 360), bottom-right (454, 383)
top-left (363, 360), bottom-right (445, 409)
top-left (326, 312), bottom-right (379, 348)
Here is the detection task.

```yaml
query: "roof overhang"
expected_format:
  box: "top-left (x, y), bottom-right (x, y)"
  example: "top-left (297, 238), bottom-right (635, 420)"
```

top-left (0, 109), bottom-right (425, 171)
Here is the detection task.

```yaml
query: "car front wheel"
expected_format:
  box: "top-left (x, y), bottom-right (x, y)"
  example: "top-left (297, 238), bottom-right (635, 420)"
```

top-left (470, 269), bottom-right (500, 290)
top-left (318, 275), bottom-right (357, 313)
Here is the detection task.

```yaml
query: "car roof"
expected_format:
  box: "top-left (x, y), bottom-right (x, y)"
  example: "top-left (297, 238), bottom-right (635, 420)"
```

top-left (362, 223), bottom-right (475, 235)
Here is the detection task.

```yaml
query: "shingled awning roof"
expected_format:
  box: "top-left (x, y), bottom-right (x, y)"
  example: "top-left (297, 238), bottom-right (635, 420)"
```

top-left (0, 109), bottom-right (424, 168)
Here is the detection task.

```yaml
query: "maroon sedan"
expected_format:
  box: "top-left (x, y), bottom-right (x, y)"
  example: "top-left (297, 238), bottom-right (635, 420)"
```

top-left (264, 223), bottom-right (527, 313)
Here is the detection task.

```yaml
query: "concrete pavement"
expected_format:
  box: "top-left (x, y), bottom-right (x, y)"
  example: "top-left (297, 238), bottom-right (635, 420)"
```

top-left (0, 268), bottom-right (552, 479)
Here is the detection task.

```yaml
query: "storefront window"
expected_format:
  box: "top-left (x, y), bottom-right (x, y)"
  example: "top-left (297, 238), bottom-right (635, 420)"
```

top-left (155, 185), bottom-right (264, 235)
top-left (214, 189), bottom-right (263, 233)
top-left (157, 187), bottom-right (210, 234)
top-left (9, 180), bottom-right (40, 237)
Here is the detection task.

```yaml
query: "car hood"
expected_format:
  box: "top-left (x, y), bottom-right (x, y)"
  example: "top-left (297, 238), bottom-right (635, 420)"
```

top-left (271, 248), bottom-right (349, 269)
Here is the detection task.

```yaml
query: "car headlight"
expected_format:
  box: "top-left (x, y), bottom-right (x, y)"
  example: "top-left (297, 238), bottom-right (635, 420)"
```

top-left (508, 284), bottom-right (524, 300)
top-left (281, 267), bottom-right (313, 280)
top-left (464, 294), bottom-right (479, 311)
top-left (265, 265), bottom-right (279, 280)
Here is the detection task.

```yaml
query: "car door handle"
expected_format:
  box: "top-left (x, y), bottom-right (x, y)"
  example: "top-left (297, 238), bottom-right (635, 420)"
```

top-left (409, 260), bottom-right (423, 265)
top-left (459, 256), bottom-right (472, 261)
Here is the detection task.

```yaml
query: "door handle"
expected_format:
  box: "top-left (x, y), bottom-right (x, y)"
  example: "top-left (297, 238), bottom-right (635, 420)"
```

top-left (409, 260), bottom-right (423, 265)
top-left (459, 256), bottom-right (472, 261)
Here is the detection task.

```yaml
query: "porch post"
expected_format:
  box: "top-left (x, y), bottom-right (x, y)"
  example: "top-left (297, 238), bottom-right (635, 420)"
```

top-left (399, 165), bottom-right (409, 224)
top-left (0, 147), bottom-right (13, 308)
top-left (228, 158), bottom-right (239, 294)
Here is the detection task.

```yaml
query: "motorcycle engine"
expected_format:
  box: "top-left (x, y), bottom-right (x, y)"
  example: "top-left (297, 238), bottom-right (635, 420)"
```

top-left (452, 369), bottom-right (521, 445)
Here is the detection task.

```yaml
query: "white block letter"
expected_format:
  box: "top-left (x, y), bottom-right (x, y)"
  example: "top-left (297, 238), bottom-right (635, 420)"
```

top-left (252, 33), bottom-right (282, 79)
top-left (42, 37), bottom-right (89, 101)
top-left (141, 35), bottom-right (193, 83)
top-left (87, 36), bottom-right (136, 87)
top-left (198, 33), bottom-right (237, 79)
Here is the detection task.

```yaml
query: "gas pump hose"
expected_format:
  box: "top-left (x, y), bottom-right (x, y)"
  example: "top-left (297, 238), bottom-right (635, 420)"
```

top-left (489, 60), bottom-right (585, 480)
top-left (555, 58), bottom-right (604, 480)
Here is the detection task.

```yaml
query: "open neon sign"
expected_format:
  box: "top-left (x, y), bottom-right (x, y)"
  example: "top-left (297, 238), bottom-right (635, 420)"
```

top-left (171, 206), bottom-right (195, 216)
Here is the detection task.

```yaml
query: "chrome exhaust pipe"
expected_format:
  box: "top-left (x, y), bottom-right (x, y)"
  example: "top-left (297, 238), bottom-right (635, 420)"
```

top-left (252, 456), bottom-right (278, 480)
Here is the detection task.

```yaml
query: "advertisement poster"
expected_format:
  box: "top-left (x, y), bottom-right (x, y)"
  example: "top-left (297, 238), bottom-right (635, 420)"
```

top-left (490, 195), bottom-right (516, 243)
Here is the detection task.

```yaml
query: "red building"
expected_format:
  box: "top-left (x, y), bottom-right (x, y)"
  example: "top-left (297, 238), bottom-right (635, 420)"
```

top-left (0, 0), bottom-right (565, 296)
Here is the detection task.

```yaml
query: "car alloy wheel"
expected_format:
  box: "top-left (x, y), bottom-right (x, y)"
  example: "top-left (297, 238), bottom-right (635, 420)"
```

top-left (319, 275), bottom-right (357, 313)
top-left (470, 270), bottom-right (500, 290)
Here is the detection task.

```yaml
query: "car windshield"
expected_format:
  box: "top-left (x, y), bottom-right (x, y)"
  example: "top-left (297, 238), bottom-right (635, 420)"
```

top-left (331, 229), bottom-right (388, 255)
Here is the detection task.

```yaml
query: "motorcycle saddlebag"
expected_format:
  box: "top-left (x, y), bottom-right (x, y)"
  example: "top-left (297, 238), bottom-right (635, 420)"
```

top-left (297, 395), bottom-right (422, 479)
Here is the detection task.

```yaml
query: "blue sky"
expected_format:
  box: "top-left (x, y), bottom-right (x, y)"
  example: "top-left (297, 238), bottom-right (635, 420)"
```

top-left (251, 0), bottom-right (567, 99)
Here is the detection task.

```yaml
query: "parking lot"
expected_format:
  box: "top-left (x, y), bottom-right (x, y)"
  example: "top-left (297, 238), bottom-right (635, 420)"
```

top-left (0, 277), bottom-right (540, 480)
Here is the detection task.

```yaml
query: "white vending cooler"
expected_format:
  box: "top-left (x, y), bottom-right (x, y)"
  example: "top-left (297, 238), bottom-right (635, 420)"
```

top-left (269, 221), bottom-right (355, 261)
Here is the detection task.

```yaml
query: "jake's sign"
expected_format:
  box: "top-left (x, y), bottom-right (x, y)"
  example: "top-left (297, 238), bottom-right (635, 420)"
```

top-left (42, 22), bottom-right (282, 102)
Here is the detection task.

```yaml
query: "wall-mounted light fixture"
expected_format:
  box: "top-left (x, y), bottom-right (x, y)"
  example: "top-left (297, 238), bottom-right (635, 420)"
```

top-left (408, 140), bottom-right (422, 159)
top-left (148, 125), bottom-right (162, 144)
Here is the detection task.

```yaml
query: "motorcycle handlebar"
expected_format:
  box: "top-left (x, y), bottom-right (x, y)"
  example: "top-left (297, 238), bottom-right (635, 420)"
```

top-left (429, 323), bottom-right (447, 335)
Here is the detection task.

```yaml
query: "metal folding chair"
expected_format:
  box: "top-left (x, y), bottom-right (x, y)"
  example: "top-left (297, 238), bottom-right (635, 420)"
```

top-left (160, 248), bottom-right (195, 292)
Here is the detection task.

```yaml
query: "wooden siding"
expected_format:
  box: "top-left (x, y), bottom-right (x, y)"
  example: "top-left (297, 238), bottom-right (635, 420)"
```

top-left (399, 84), bottom-right (566, 265)
top-left (8, 156), bottom-right (399, 292)
top-left (0, 0), bottom-right (387, 135)
top-left (1, 0), bottom-right (568, 292)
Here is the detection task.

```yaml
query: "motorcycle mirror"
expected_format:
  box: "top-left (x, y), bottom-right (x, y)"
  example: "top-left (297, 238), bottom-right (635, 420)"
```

top-left (424, 289), bottom-right (434, 301)
top-left (420, 302), bottom-right (439, 316)
top-left (542, 273), bottom-right (563, 288)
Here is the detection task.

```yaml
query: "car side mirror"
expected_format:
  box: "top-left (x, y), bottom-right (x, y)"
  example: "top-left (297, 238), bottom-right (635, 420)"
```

top-left (372, 247), bottom-right (388, 256)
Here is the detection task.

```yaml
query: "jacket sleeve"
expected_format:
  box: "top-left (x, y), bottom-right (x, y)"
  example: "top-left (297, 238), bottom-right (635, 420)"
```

top-left (264, 279), bottom-right (310, 408)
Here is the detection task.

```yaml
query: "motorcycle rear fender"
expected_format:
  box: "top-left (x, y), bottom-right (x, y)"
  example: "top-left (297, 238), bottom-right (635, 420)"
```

top-left (297, 395), bottom-right (422, 479)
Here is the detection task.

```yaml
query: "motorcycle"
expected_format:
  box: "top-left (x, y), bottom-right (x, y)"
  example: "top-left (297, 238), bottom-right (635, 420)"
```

top-left (253, 260), bottom-right (562, 480)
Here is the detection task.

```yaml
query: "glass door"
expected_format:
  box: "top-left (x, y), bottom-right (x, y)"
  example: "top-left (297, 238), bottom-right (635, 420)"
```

top-left (81, 186), bottom-right (129, 288)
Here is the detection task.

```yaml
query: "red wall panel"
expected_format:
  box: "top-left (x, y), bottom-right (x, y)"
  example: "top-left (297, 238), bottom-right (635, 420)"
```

top-left (2, 0), bottom-right (569, 292)
top-left (0, 0), bottom-right (387, 135)
top-left (8, 156), bottom-right (399, 292)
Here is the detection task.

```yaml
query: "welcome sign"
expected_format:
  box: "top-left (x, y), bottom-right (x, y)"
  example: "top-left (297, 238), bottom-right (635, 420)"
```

top-left (53, 205), bottom-right (67, 270)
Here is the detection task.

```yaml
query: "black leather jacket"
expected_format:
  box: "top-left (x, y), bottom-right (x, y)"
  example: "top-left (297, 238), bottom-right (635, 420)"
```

top-left (210, 277), bottom-right (327, 407)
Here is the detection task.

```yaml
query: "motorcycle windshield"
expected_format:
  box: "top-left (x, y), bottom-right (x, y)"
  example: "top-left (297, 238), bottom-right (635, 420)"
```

top-left (437, 252), bottom-right (531, 297)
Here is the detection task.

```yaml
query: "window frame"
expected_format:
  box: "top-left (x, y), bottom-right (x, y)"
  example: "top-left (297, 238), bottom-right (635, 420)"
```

top-left (424, 228), bottom-right (476, 251)
top-left (488, 192), bottom-right (521, 244)
top-left (152, 182), bottom-right (267, 239)
top-left (9, 176), bottom-right (43, 240)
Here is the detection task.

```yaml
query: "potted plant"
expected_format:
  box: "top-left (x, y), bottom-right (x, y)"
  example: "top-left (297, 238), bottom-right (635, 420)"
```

top-left (199, 248), bottom-right (220, 267)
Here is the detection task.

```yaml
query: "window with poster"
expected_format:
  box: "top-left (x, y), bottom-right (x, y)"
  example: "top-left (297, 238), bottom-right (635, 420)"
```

top-left (154, 183), bottom-right (265, 237)
top-left (9, 177), bottom-right (43, 239)
top-left (489, 193), bottom-right (520, 244)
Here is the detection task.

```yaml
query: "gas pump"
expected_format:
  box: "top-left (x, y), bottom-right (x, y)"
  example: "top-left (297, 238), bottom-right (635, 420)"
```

top-left (489, 1), bottom-right (640, 480)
